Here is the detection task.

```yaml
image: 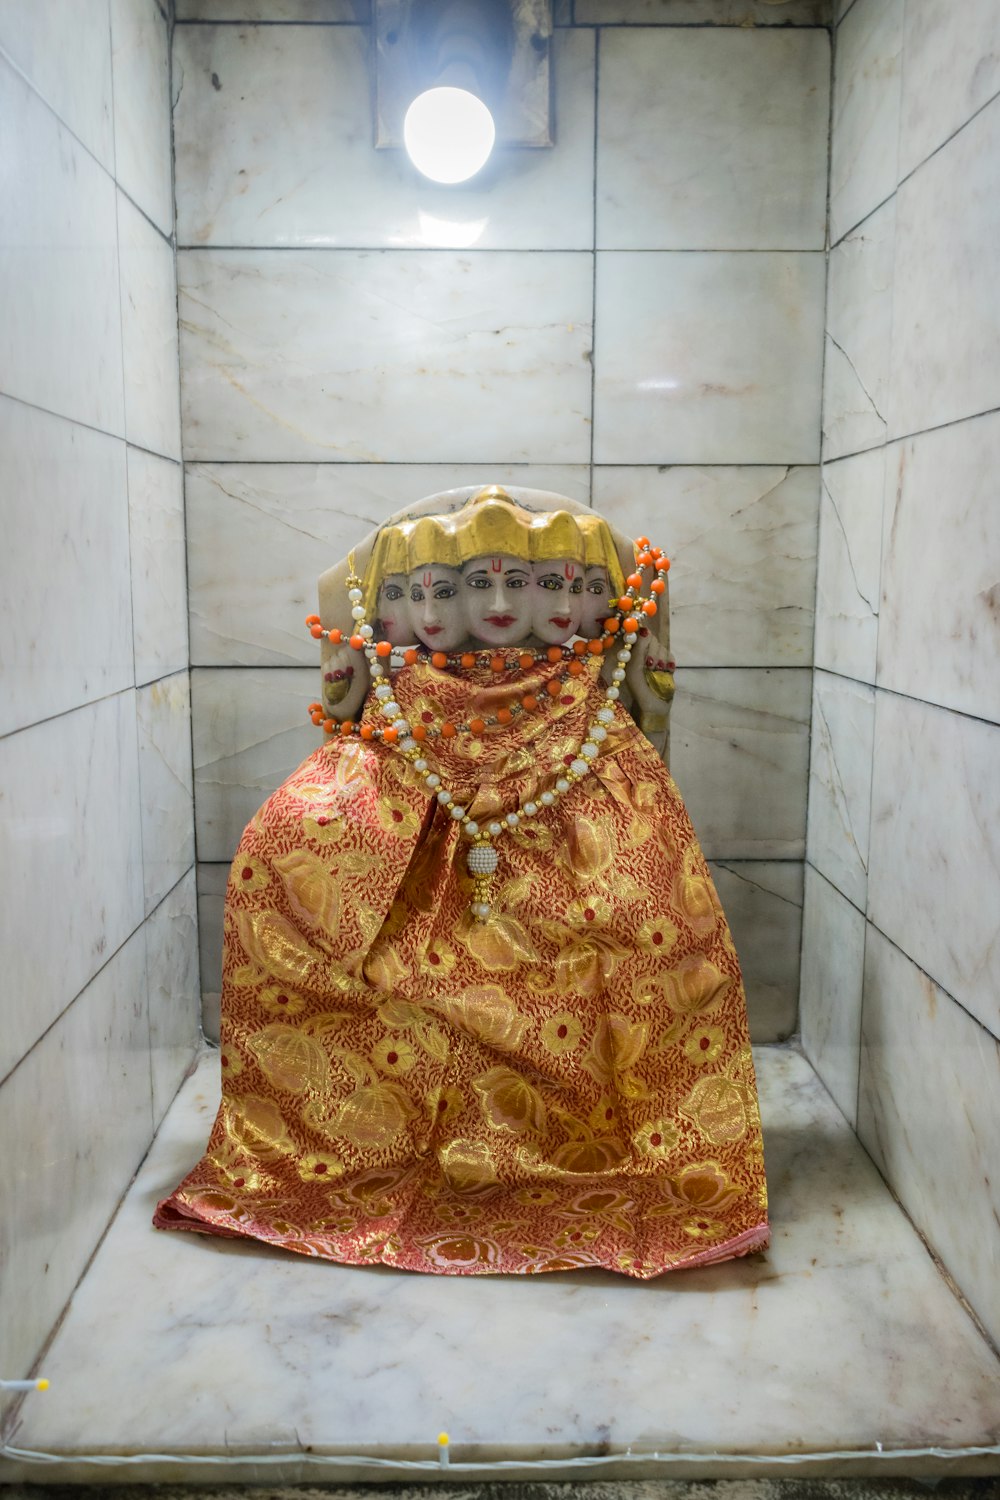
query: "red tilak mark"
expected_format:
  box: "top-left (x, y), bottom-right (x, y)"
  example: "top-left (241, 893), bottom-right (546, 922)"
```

top-left (564, 563), bottom-right (574, 578)
top-left (491, 557), bottom-right (503, 572)
top-left (423, 571), bottom-right (432, 586)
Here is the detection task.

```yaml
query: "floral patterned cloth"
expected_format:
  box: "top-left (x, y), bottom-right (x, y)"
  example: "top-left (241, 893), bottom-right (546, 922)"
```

top-left (154, 655), bottom-right (769, 1277)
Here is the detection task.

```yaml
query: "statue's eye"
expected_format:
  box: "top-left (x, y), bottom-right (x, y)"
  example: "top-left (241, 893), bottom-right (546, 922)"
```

top-left (587, 580), bottom-right (606, 595)
top-left (570, 578), bottom-right (583, 594)
top-left (537, 574), bottom-right (562, 591)
top-left (382, 584), bottom-right (403, 602)
top-left (434, 584), bottom-right (457, 600)
top-left (506, 576), bottom-right (529, 589)
top-left (409, 586), bottom-right (424, 602)
top-left (466, 575), bottom-right (491, 590)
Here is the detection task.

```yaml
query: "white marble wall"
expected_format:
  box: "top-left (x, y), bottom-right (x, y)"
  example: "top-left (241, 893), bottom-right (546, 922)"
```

top-left (0, 0), bottom-right (199, 1410)
top-left (176, 6), bottom-right (830, 1045)
top-left (800, 0), bottom-right (1000, 1348)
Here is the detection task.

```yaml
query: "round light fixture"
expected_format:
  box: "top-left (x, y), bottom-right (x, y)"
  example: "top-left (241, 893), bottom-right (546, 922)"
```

top-left (402, 85), bottom-right (496, 185)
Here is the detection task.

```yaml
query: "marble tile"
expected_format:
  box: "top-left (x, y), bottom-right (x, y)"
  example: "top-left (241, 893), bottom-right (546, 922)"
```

top-left (858, 926), bottom-right (1000, 1348)
top-left (187, 464), bottom-right (588, 668)
top-left (137, 673), bottom-right (196, 916)
top-left (118, 191), bottom-right (182, 461)
top-left (888, 95), bottom-right (1000, 440)
top-left (594, 465), bottom-right (819, 668)
top-left (669, 668), bottom-right (811, 860)
top-left (196, 862), bottom-right (228, 1041)
top-left (578, 0), bottom-right (829, 21)
top-left (898, 0), bottom-right (1000, 181)
top-left (593, 252), bottom-right (825, 465)
top-left (597, 29), bottom-right (828, 251)
top-left (828, 0), bottom-right (903, 246)
top-left (111, 0), bottom-right (173, 236)
top-left (813, 447), bottom-right (883, 685)
top-left (822, 196), bottom-right (894, 462)
top-left (878, 415), bottom-right (1000, 725)
top-left (0, 692), bottom-right (144, 1083)
top-left (0, 56), bottom-right (124, 436)
top-left (129, 446), bottom-right (189, 686)
top-left (709, 861), bottom-right (802, 1042)
top-left (146, 869), bottom-right (201, 1127)
top-left (0, 0), bottom-right (114, 170)
top-left (191, 666), bottom-right (318, 861)
top-left (0, 928), bottom-right (152, 1409)
top-left (176, 0), bottom-right (363, 16)
top-left (807, 671), bottom-right (874, 912)
top-left (7, 1047), bottom-right (1000, 1483)
top-left (0, 398), bottom-right (132, 739)
top-left (178, 250), bottom-right (593, 464)
top-left (868, 691), bottom-right (1000, 1041)
top-left (175, 26), bottom-right (594, 251)
top-left (799, 863), bottom-right (865, 1127)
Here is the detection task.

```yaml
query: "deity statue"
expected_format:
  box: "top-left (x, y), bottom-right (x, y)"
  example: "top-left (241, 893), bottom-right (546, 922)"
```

top-left (154, 486), bottom-right (768, 1277)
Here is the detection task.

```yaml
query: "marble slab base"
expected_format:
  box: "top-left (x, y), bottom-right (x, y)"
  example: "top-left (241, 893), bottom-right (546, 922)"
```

top-left (2, 1048), bottom-right (998, 1485)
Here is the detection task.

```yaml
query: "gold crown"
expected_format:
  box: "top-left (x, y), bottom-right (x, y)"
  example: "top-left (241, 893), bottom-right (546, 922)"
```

top-left (362, 486), bottom-right (625, 611)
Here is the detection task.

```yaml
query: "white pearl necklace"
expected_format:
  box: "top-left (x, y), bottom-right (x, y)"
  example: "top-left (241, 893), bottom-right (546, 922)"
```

top-left (344, 583), bottom-right (633, 922)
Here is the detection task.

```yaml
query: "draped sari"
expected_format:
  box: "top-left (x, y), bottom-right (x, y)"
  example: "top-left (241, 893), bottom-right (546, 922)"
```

top-left (154, 654), bottom-right (769, 1277)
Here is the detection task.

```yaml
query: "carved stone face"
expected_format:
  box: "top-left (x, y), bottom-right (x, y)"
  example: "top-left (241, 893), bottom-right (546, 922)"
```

top-left (462, 554), bottom-right (534, 647)
top-left (578, 565), bottom-right (612, 640)
top-left (531, 559), bottom-right (584, 645)
top-left (407, 565), bottom-right (467, 652)
top-left (376, 573), bottom-right (412, 645)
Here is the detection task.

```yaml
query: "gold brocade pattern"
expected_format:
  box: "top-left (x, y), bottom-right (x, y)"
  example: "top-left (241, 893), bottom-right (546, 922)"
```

top-left (154, 657), bottom-right (769, 1277)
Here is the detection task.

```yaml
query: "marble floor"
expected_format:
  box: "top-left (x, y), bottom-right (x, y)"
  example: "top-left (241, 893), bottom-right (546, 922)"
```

top-left (2, 1046), bottom-right (999, 1486)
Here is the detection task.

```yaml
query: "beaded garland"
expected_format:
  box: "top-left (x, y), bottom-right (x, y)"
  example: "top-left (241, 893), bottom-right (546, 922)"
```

top-left (305, 538), bottom-right (670, 921)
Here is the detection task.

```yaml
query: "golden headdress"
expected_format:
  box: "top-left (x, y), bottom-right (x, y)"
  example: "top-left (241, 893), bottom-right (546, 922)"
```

top-left (362, 486), bottom-right (625, 613)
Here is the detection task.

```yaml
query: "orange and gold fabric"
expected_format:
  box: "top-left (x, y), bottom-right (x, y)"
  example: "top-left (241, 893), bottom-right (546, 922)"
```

top-left (154, 655), bottom-right (769, 1277)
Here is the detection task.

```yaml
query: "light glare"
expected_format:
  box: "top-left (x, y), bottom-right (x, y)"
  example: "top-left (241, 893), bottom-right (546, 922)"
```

top-left (403, 86), bottom-right (496, 185)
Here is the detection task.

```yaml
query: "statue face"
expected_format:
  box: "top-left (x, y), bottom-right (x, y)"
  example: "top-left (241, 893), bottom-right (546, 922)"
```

top-left (463, 554), bottom-right (534, 647)
top-left (376, 573), bottom-right (412, 646)
top-left (407, 565), bottom-right (467, 652)
top-left (531, 559), bottom-right (584, 645)
top-left (579, 565), bottom-right (612, 640)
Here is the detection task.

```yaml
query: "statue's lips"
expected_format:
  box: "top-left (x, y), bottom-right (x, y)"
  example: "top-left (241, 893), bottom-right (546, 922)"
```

top-left (484, 614), bottom-right (516, 627)
top-left (422, 625), bottom-right (444, 636)
top-left (549, 615), bottom-right (571, 629)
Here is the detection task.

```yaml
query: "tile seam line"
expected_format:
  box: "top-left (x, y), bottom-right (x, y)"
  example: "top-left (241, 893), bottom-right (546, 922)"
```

top-left (0, 864), bottom-right (197, 1095)
top-left (0, 670), bottom-right (190, 746)
top-left (0, 47), bottom-right (173, 251)
top-left (177, 245), bottom-right (829, 254)
top-left (805, 859), bottom-right (1000, 1050)
top-left (0, 390), bottom-right (182, 466)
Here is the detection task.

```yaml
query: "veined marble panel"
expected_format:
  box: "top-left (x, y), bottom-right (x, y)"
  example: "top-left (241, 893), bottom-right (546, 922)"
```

top-left (176, 0), bottom-right (363, 16)
top-left (118, 191), bottom-right (182, 461)
top-left (578, 0), bottom-right (829, 22)
top-left (0, 56), bottom-right (124, 435)
top-left (868, 692), bottom-right (1000, 1041)
top-left (597, 29), bottom-right (828, 251)
top-left (192, 666), bottom-right (318, 861)
top-left (0, 927), bottom-right (152, 1405)
top-left (898, 0), bottom-right (1000, 181)
top-left (178, 250), bottom-right (593, 464)
top-left (175, 27), bottom-right (594, 251)
top-left (822, 197), bottom-right (894, 462)
top-left (593, 252), bottom-right (825, 465)
top-left (0, 692), bottom-right (144, 1083)
top-left (889, 95), bottom-right (1000, 440)
top-left (858, 926), bottom-right (1000, 1348)
top-left (196, 862), bottom-right (229, 1041)
top-left (594, 465), bottom-right (819, 667)
top-left (129, 447), bottom-right (189, 686)
top-left (146, 869), bottom-right (201, 1127)
top-left (187, 464), bottom-right (587, 667)
top-left (0, 0), bottom-right (114, 169)
top-left (829, 0), bottom-right (902, 245)
top-left (137, 672), bottom-right (196, 917)
top-left (800, 863), bottom-right (865, 1129)
top-left (111, 0), bottom-right (173, 236)
top-left (709, 860), bottom-right (802, 1041)
top-left (10, 1046), bottom-right (1000, 1480)
top-left (0, 398), bottom-right (132, 738)
top-left (669, 668), bottom-right (811, 860)
top-left (878, 415), bottom-right (1000, 724)
top-left (813, 447), bottom-right (883, 684)
top-left (807, 671), bottom-right (874, 912)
